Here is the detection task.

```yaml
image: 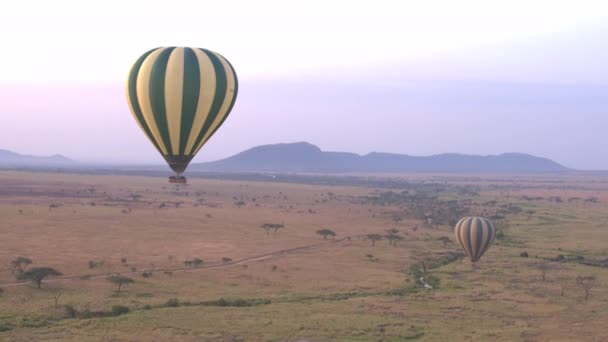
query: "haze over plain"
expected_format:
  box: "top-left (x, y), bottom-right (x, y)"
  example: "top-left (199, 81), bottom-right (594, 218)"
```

top-left (1, 0), bottom-right (607, 169)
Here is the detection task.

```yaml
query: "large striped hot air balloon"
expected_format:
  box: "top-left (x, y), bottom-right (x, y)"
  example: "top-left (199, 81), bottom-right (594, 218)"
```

top-left (126, 47), bottom-right (238, 183)
top-left (454, 216), bottom-right (496, 262)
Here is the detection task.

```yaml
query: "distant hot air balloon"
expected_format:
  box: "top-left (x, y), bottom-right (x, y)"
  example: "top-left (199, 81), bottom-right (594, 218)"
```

top-left (454, 216), bottom-right (496, 262)
top-left (126, 47), bottom-right (238, 183)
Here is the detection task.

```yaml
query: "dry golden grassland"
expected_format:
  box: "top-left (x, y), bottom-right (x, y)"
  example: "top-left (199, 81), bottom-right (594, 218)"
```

top-left (1, 170), bottom-right (608, 341)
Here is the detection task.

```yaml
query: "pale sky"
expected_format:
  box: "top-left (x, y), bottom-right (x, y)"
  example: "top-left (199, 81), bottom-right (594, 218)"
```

top-left (1, 1), bottom-right (607, 169)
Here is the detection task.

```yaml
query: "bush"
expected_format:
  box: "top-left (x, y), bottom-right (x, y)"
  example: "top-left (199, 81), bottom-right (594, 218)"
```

top-left (88, 260), bottom-right (104, 269)
top-left (409, 264), bottom-right (440, 289)
top-left (204, 298), bottom-right (271, 307)
top-left (428, 252), bottom-right (464, 269)
top-left (0, 322), bottom-right (14, 332)
top-left (18, 317), bottom-right (50, 328)
top-left (425, 274), bottom-right (441, 288)
top-left (79, 310), bottom-right (108, 319)
top-left (64, 305), bottom-right (78, 318)
top-left (222, 257), bottom-right (233, 263)
top-left (111, 305), bottom-right (130, 316)
top-left (165, 298), bottom-right (180, 307)
top-left (553, 254), bottom-right (566, 262)
top-left (520, 251), bottom-right (529, 258)
top-left (385, 287), bottom-right (418, 296)
top-left (409, 264), bottom-right (424, 281)
top-left (184, 258), bottom-right (204, 267)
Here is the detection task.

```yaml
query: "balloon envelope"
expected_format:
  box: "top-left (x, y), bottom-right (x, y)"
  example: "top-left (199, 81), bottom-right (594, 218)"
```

top-left (454, 216), bottom-right (496, 262)
top-left (126, 47), bottom-right (238, 175)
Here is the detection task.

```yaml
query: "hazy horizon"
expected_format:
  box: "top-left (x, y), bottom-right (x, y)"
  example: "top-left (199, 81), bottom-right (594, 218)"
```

top-left (1, 1), bottom-right (607, 170)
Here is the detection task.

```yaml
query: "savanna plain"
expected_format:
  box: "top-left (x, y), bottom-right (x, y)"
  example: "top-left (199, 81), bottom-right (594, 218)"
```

top-left (1, 170), bottom-right (608, 342)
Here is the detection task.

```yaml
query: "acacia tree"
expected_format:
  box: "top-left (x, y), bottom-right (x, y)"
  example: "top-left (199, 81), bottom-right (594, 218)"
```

top-left (385, 233), bottom-right (403, 247)
top-left (18, 267), bottom-right (62, 288)
top-left (367, 234), bottom-right (383, 247)
top-left (10, 256), bottom-right (32, 275)
top-left (261, 223), bottom-right (285, 235)
top-left (576, 275), bottom-right (597, 301)
top-left (272, 223), bottom-right (285, 233)
top-left (316, 229), bottom-right (336, 240)
top-left (261, 225), bottom-right (273, 235)
top-left (386, 228), bottom-right (400, 235)
top-left (108, 275), bottom-right (134, 292)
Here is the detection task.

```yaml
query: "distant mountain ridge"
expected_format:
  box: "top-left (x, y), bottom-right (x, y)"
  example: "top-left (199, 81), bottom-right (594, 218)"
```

top-left (0, 149), bottom-right (74, 167)
top-left (0, 143), bottom-right (570, 173)
top-left (191, 142), bottom-right (569, 173)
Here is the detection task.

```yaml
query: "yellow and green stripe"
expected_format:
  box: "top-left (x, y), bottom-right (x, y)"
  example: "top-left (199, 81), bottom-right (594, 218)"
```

top-left (126, 47), bottom-right (238, 174)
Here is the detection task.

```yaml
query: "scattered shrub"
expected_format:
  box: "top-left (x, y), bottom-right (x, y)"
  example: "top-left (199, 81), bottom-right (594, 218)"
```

top-left (554, 254), bottom-right (566, 262)
top-left (111, 305), bottom-right (130, 316)
top-left (165, 298), bottom-right (180, 307)
top-left (425, 274), bottom-right (441, 288)
top-left (20, 317), bottom-right (50, 329)
top-left (184, 258), bottom-right (204, 267)
top-left (208, 298), bottom-right (271, 307)
top-left (365, 254), bottom-right (379, 262)
top-left (64, 305), bottom-right (78, 318)
top-left (88, 260), bottom-right (104, 269)
top-left (0, 322), bottom-right (14, 332)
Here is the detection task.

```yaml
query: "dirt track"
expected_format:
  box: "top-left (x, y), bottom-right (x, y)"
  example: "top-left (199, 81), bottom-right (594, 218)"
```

top-left (0, 235), bottom-right (365, 288)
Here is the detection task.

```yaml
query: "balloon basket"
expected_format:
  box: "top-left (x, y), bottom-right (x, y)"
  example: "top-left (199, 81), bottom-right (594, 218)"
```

top-left (169, 176), bottom-right (187, 184)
